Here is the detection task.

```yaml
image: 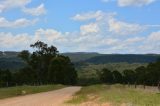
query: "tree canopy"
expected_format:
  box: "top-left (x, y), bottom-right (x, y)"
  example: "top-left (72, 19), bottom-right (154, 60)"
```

top-left (99, 59), bottom-right (160, 87)
top-left (0, 41), bottom-right (77, 87)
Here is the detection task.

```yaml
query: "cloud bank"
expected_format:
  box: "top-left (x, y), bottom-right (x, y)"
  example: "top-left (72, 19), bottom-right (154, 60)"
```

top-left (0, 11), bottom-right (160, 53)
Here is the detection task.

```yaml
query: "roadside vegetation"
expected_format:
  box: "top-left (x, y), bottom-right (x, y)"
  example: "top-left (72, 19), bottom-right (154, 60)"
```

top-left (68, 84), bottom-right (160, 106)
top-left (0, 84), bottom-right (65, 99)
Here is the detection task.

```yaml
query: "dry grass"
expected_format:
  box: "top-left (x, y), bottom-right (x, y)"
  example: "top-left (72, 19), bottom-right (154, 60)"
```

top-left (67, 84), bottom-right (160, 106)
top-left (0, 84), bottom-right (65, 99)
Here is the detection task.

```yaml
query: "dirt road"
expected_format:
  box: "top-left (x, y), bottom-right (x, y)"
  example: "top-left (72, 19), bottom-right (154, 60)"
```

top-left (0, 87), bottom-right (81, 106)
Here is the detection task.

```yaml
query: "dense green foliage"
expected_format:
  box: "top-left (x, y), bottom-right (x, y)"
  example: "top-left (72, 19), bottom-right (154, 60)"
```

top-left (0, 69), bottom-right (12, 87)
top-left (99, 60), bottom-right (160, 86)
top-left (99, 68), bottom-right (114, 84)
top-left (0, 41), bottom-right (77, 87)
top-left (48, 55), bottom-right (77, 85)
top-left (77, 63), bottom-right (147, 85)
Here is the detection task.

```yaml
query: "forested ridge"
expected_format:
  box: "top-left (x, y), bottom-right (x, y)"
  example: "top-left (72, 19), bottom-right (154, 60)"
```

top-left (0, 52), bottom-right (160, 70)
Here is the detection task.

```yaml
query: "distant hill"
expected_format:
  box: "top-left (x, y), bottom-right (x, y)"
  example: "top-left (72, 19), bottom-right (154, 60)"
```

top-left (0, 51), bottom-right (19, 57)
top-left (0, 51), bottom-right (25, 70)
top-left (62, 52), bottom-right (100, 62)
top-left (0, 51), bottom-right (160, 70)
top-left (81, 54), bottom-right (160, 64)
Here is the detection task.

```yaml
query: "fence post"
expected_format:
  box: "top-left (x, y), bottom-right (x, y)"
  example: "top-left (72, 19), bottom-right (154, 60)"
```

top-left (158, 81), bottom-right (160, 92)
top-left (6, 82), bottom-right (8, 87)
top-left (143, 82), bottom-right (146, 89)
top-left (128, 82), bottom-right (130, 87)
top-left (134, 82), bottom-right (137, 89)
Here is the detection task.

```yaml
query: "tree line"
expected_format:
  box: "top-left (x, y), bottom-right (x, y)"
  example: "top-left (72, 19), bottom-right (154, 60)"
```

top-left (99, 59), bottom-right (160, 87)
top-left (0, 41), bottom-right (77, 87)
top-left (0, 41), bottom-right (160, 87)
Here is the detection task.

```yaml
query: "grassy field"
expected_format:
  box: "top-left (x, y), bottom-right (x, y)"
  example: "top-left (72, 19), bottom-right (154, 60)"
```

top-left (68, 84), bottom-right (160, 106)
top-left (0, 84), bottom-right (65, 99)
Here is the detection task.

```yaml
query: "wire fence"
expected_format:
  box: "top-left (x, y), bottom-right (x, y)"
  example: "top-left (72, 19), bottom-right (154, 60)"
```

top-left (0, 82), bottom-right (52, 88)
top-left (0, 82), bottom-right (21, 88)
top-left (0, 82), bottom-right (160, 93)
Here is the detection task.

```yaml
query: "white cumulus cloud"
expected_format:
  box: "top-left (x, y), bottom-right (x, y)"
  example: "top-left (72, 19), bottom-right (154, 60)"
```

top-left (0, 32), bottom-right (31, 49)
top-left (80, 23), bottom-right (100, 35)
top-left (108, 18), bottom-right (146, 35)
top-left (22, 4), bottom-right (46, 16)
top-left (73, 11), bottom-right (146, 36)
top-left (72, 10), bottom-right (106, 21)
top-left (0, 27), bottom-right (160, 53)
top-left (0, 0), bottom-right (46, 16)
top-left (0, 17), bottom-right (38, 28)
top-left (118, 0), bottom-right (155, 7)
top-left (0, 10), bottom-right (160, 53)
top-left (0, 0), bottom-right (31, 13)
top-left (0, 0), bottom-right (46, 28)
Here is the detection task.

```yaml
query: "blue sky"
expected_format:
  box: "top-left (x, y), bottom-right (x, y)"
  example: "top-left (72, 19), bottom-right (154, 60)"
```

top-left (0, 0), bottom-right (160, 54)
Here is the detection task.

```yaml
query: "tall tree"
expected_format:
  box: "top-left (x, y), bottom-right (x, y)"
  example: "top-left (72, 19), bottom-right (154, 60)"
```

top-left (146, 61), bottom-right (160, 86)
top-left (99, 68), bottom-right (113, 84)
top-left (112, 70), bottom-right (123, 83)
top-left (18, 41), bottom-right (77, 85)
top-left (0, 69), bottom-right (12, 87)
top-left (48, 56), bottom-right (77, 85)
top-left (123, 69), bottom-right (136, 84)
top-left (18, 50), bottom-right (30, 64)
top-left (135, 66), bottom-right (147, 85)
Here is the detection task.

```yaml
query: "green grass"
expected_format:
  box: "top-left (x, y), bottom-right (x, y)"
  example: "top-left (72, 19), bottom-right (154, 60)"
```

top-left (0, 84), bottom-right (65, 99)
top-left (68, 84), bottom-right (160, 106)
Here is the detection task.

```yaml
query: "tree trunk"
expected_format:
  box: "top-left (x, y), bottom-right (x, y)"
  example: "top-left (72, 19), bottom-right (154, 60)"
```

top-left (6, 82), bottom-right (8, 87)
top-left (123, 82), bottom-right (125, 88)
top-left (143, 82), bottom-right (146, 89)
top-left (134, 82), bottom-right (137, 89)
top-left (128, 82), bottom-right (130, 87)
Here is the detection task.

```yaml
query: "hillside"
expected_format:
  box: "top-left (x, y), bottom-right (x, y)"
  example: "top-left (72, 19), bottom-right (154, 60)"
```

top-left (0, 51), bottom-right (160, 70)
top-left (81, 54), bottom-right (160, 64)
top-left (62, 52), bottom-right (100, 62)
top-left (0, 51), bottom-right (25, 70)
